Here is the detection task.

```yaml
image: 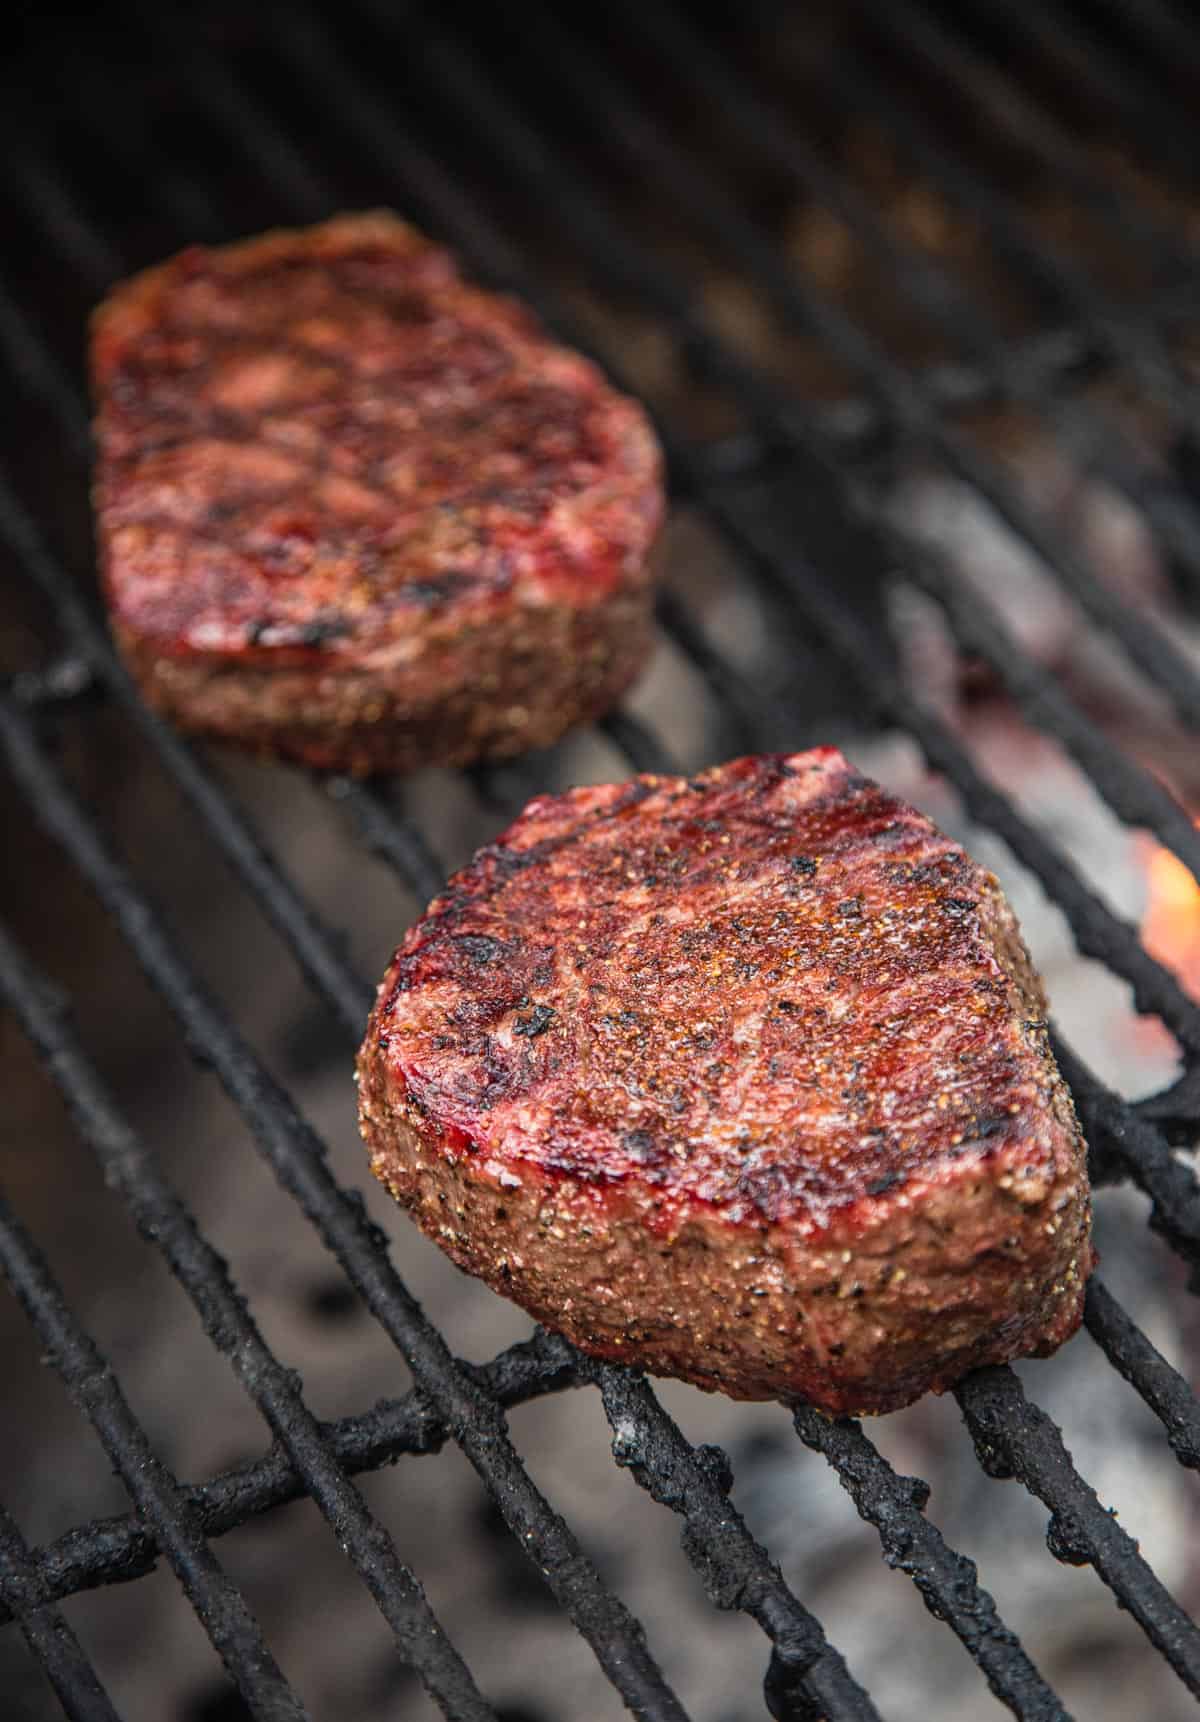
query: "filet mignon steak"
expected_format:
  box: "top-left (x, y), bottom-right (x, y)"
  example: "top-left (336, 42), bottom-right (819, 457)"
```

top-left (358, 749), bottom-right (1093, 1414)
top-left (90, 212), bottom-right (663, 772)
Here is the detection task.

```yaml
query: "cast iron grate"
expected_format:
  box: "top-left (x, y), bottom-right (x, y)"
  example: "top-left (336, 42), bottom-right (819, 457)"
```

top-left (2, 3), bottom-right (1200, 1718)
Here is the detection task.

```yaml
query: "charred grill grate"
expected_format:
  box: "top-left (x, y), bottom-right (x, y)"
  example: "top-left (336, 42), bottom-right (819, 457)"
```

top-left (2, 3), bottom-right (1200, 1718)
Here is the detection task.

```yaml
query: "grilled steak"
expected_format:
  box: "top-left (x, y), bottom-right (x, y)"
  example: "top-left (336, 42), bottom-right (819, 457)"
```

top-left (90, 212), bottom-right (663, 772)
top-left (358, 749), bottom-right (1093, 1414)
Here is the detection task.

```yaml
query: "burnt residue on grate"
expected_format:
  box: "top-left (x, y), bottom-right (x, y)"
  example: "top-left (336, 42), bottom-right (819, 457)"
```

top-left (2, 4), bottom-right (1200, 1722)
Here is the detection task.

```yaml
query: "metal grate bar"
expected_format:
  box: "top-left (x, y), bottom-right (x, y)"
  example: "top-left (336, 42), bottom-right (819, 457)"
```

top-left (956, 1366), bottom-right (1200, 1696)
top-left (370, 10), bottom-right (1200, 1199)
top-left (0, 151), bottom-right (870, 1711)
top-left (615, 0), bottom-right (1200, 601)
top-left (0, 700), bottom-right (694, 1722)
top-left (899, 541), bottom-right (1200, 883)
top-left (82, 0), bottom-right (1200, 1397)
top-left (0, 461), bottom-right (373, 1042)
top-left (595, 1362), bottom-right (1065, 1722)
top-left (4, 144), bottom-right (123, 286)
top-left (507, 1), bottom-right (1200, 753)
top-left (325, 778), bottom-right (447, 904)
top-left (1082, 1280), bottom-right (1200, 1471)
top-left (593, 1366), bottom-right (881, 1722)
top-left (883, 1), bottom-right (1194, 277)
top-left (831, 33), bottom-right (1200, 442)
top-left (508, 2), bottom-right (1200, 738)
top-left (392, 3), bottom-right (1200, 928)
top-left (335, 639), bottom-right (1176, 1715)
top-left (28, 0), bottom-right (1187, 1094)
top-left (971, 0), bottom-right (1197, 179)
top-left (245, 0), bottom-right (1200, 1072)
top-left (0, 261), bottom-right (874, 1715)
top-left (0, 1194), bottom-right (310, 1721)
top-left (0, 611), bottom-right (881, 1717)
top-left (789, 1406), bottom-right (1068, 1722)
top-left (241, 3), bottom-right (1200, 1074)
top-left (24, 0), bottom-right (1200, 1329)
top-left (1046, 1041), bottom-right (1200, 1276)
top-left (632, 0), bottom-right (1200, 604)
top-left (598, 710), bottom-right (679, 777)
top-left (0, 280), bottom-right (91, 460)
top-left (2, 8), bottom-right (1199, 1716)
top-left (0, 1502), bottom-right (120, 1722)
top-left (0, 920), bottom-right (498, 1721)
top-left (1, 1332), bottom-right (580, 1627)
top-left (1115, 0), bottom-right (1200, 80)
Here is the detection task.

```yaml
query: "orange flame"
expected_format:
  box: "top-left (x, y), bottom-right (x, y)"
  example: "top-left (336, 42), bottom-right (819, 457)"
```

top-left (1141, 839), bottom-right (1200, 1000)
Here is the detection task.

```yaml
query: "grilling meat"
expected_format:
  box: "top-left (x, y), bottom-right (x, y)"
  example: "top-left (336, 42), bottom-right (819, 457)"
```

top-left (358, 749), bottom-right (1092, 1414)
top-left (90, 212), bottom-right (663, 772)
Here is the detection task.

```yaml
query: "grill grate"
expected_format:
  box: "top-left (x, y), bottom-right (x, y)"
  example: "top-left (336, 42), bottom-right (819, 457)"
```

top-left (2, 4), bottom-right (1200, 1718)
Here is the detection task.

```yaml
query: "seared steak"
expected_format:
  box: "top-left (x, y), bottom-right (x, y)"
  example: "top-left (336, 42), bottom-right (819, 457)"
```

top-left (358, 749), bottom-right (1092, 1414)
top-left (90, 212), bottom-right (663, 772)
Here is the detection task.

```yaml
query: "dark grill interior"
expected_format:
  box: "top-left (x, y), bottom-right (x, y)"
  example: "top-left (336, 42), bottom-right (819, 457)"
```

top-left (4, 4), bottom-right (1200, 1719)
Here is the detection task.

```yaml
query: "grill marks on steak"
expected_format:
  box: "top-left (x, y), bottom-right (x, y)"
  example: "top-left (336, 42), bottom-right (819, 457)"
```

top-left (91, 213), bottom-right (663, 770)
top-left (359, 749), bottom-right (1093, 1414)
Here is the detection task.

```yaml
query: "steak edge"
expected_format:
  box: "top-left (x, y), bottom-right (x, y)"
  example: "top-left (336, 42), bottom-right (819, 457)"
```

top-left (358, 749), bottom-right (1093, 1414)
top-left (90, 211), bottom-right (664, 772)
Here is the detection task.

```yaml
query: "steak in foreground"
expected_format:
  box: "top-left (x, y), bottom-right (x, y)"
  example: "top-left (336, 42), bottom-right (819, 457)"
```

top-left (358, 749), bottom-right (1093, 1414)
top-left (90, 212), bottom-right (663, 773)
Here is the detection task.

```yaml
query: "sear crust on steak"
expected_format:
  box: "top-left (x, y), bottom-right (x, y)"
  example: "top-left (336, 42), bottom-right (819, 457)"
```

top-left (90, 212), bottom-right (664, 773)
top-left (358, 749), bottom-right (1093, 1415)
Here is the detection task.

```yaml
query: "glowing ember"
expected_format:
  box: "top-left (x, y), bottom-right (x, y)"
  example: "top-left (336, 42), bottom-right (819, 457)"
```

top-left (1141, 836), bottom-right (1200, 1000)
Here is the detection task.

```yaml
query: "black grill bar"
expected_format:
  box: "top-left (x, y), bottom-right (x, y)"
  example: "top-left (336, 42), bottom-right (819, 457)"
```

top-left (884, 2), bottom-right (1194, 277)
top-left (1122, 0), bottom-right (1200, 81)
top-left (0, 280), bottom-right (91, 461)
top-left (9, 0), bottom-right (1198, 1653)
top-left (14, 0), bottom-right (1200, 1396)
top-left (978, 0), bottom-right (1194, 179)
top-left (625, 0), bottom-right (1200, 609)
top-left (831, 33), bottom-right (1200, 440)
top-left (242, 0), bottom-right (1200, 1070)
top-left (0, 187), bottom-right (877, 1712)
top-left (1082, 1280), bottom-right (1200, 1472)
top-left (956, 1367), bottom-right (1200, 1697)
top-left (326, 778), bottom-right (447, 904)
top-left (2, 6), bottom-right (1200, 1717)
top-left (597, 1364), bottom-right (1065, 1722)
top-left (361, 6), bottom-right (1200, 1193)
top-left (317, 590), bottom-right (1200, 1713)
top-left (503, 1), bottom-right (1200, 811)
top-left (788, 1408), bottom-right (1067, 1722)
top-left (0, 149), bottom-right (870, 1708)
top-left (509, 1), bottom-right (1200, 739)
top-left (0, 921), bottom-right (498, 1722)
top-left (0, 627), bottom-right (884, 1722)
top-left (594, 1367), bottom-right (881, 1722)
top-left (0, 700), bottom-right (695, 1722)
top-left (387, 2), bottom-right (1200, 922)
top-left (0, 1195), bottom-right (310, 1722)
top-left (1048, 1041), bottom-right (1200, 1275)
top-left (0, 1503), bottom-right (120, 1722)
top-left (5, 144), bottom-right (123, 286)
top-left (0, 463), bottom-right (373, 1043)
top-left (643, 0), bottom-right (1200, 448)
top-left (0, 1331), bottom-right (580, 1627)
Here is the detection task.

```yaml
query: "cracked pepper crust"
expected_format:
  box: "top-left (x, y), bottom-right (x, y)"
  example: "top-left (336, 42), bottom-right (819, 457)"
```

top-left (90, 212), bottom-right (664, 772)
top-left (358, 749), bottom-right (1093, 1414)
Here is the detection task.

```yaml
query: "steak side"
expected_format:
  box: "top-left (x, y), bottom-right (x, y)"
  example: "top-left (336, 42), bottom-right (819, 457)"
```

top-left (358, 749), bottom-right (1093, 1414)
top-left (90, 212), bottom-right (664, 773)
